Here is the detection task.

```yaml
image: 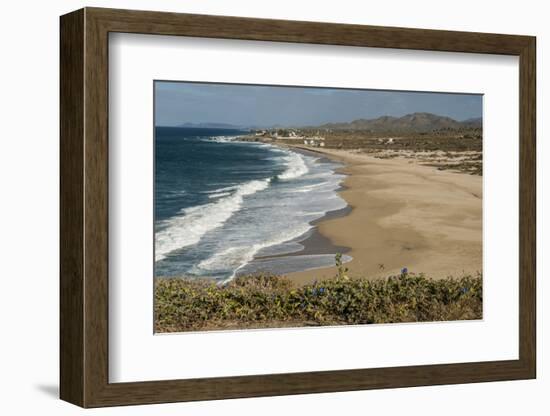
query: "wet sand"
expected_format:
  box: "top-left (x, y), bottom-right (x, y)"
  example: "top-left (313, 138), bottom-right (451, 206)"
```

top-left (285, 147), bottom-right (483, 285)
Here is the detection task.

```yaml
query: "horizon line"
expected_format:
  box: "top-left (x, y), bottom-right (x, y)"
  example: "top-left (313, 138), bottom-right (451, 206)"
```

top-left (155, 111), bottom-right (482, 129)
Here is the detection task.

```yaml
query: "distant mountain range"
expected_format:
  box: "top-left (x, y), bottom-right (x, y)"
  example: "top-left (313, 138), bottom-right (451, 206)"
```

top-left (176, 113), bottom-right (482, 133)
top-left (317, 112), bottom-right (482, 132)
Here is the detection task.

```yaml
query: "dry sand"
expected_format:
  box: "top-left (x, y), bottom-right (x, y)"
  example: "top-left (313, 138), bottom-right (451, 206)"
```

top-left (286, 147), bottom-right (482, 285)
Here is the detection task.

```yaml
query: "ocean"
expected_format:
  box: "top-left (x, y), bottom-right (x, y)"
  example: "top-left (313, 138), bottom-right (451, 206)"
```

top-left (154, 126), bottom-right (349, 282)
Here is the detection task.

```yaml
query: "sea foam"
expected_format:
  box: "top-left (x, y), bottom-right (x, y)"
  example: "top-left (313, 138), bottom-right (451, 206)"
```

top-left (207, 135), bottom-right (240, 143)
top-left (155, 178), bottom-right (270, 261)
top-left (278, 150), bottom-right (310, 180)
top-left (197, 222), bottom-right (312, 282)
top-left (155, 135), bottom-right (347, 281)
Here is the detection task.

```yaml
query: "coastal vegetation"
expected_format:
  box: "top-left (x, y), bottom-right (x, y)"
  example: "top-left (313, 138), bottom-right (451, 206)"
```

top-left (155, 267), bottom-right (482, 332)
top-left (241, 112), bottom-right (483, 175)
top-left (154, 84), bottom-right (484, 333)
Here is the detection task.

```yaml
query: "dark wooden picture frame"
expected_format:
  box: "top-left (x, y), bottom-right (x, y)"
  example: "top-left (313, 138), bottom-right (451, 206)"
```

top-left (60, 7), bottom-right (536, 408)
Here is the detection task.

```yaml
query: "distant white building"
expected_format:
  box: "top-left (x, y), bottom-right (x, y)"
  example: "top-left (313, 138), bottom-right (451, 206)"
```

top-left (303, 136), bottom-right (325, 147)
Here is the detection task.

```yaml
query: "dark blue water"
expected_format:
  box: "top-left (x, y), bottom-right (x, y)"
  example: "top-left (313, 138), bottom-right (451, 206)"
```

top-left (155, 127), bottom-right (280, 223)
top-left (154, 127), bottom-right (348, 281)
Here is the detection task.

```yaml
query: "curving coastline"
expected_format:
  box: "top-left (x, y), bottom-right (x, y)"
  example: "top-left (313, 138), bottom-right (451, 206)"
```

top-left (283, 146), bottom-right (483, 285)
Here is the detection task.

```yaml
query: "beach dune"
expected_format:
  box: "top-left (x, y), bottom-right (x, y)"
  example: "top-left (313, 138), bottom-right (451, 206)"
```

top-left (287, 148), bottom-right (482, 285)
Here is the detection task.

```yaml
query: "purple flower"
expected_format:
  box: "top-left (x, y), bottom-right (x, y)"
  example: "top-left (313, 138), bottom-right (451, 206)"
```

top-left (401, 267), bottom-right (408, 274)
top-left (312, 287), bottom-right (325, 296)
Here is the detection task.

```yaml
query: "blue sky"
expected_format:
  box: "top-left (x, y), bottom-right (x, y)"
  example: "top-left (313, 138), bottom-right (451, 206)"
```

top-left (155, 81), bottom-right (482, 127)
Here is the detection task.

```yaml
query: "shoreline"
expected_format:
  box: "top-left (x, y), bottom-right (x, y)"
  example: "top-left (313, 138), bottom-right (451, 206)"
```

top-left (280, 145), bottom-right (482, 285)
top-left (253, 204), bottom-right (352, 261)
top-left (241, 146), bottom-right (351, 277)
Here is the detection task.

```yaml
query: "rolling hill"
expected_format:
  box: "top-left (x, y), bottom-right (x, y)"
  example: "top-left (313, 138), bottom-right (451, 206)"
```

top-left (318, 112), bottom-right (482, 133)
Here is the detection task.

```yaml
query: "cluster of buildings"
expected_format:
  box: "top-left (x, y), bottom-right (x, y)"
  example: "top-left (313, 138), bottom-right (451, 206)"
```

top-left (253, 129), bottom-right (326, 147)
top-left (255, 129), bottom-right (302, 139)
top-left (375, 137), bottom-right (396, 145)
top-left (303, 137), bottom-right (325, 147)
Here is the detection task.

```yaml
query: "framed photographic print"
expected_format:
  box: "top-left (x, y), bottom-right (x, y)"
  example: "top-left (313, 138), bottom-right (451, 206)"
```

top-left (60, 7), bottom-right (536, 408)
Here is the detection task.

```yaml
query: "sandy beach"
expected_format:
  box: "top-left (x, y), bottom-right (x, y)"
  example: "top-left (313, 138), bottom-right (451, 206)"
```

top-left (286, 147), bottom-right (483, 285)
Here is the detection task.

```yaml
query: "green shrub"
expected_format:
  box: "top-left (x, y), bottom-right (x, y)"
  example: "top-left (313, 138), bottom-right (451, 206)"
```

top-left (155, 272), bottom-right (482, 332)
